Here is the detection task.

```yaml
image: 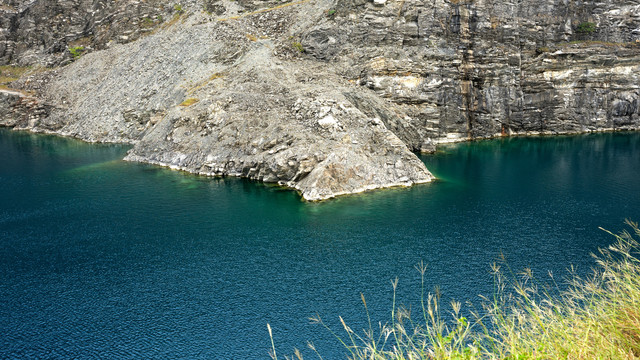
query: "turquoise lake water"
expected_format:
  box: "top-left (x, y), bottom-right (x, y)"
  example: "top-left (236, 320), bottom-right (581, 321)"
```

top-left (1, 128), bottom-right (639, 358)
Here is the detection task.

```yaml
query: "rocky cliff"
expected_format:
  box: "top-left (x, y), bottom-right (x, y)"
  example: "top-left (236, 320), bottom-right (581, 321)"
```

top-left (1, 0), bottom-right (639, 200)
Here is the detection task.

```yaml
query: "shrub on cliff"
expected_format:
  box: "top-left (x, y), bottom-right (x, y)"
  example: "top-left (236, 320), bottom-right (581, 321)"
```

top-left (576, 22), bottom-right (597, 35)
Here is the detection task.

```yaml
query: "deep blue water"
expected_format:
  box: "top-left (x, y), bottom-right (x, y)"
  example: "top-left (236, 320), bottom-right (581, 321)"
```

top-left (1, 128), bottom-right (639, 359)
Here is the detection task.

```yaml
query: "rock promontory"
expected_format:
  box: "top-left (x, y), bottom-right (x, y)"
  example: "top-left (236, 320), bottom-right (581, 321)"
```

top-left (1, 0), bottom-right (639, 199)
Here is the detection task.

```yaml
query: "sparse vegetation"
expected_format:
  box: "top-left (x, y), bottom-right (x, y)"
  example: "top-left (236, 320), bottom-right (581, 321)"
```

top-left (0, 65), bottom-right (30, 85)
top-left (270, 220), bottom-right (640, 359)
top-left (186, 72), bottom-right (226, 95)
top-left (180, 98), bottom-right (199, 106)
top-left (292, 41), bottom-right (304, 53)
top-left (141, 17), bottom-right (154, 27)
top-left (162, 7), bottom-right (185, 28)
top-left (68, 46), bottom-right (85, 59)
top-left (576, 21), bottom-right (597, 34)
top-left (536, 46), bottom-right (551, 54)
top-left (325, 9), bottom-right (336, 17)
top-left (0, 65), bottom-right (29, 90)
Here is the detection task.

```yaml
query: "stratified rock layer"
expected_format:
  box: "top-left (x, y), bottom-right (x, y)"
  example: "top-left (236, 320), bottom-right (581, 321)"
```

top-left (1, 0), bottom-right (639, 199)
top-left (314, 0), bottom-right (640, 150)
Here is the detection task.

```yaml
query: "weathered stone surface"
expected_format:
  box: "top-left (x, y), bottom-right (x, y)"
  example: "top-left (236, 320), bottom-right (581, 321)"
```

top-left (1, 8), bottom-right (434, 200)
top-left (312, 0), bottom-right (640, 148)
top-left (0, 89), bottom-right (50, 128)
top-left (0, 0), bottom-right (179, 66)
top-left (1, 0), bottom-right (639, 200)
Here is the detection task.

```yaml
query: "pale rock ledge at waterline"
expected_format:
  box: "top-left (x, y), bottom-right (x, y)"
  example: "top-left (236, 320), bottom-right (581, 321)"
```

top-left (1, 0), bottom-right (640, 199)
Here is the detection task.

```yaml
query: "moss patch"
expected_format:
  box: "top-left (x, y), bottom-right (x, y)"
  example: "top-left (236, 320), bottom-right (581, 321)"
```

top-left (179, 98), bottom-right (199, 107)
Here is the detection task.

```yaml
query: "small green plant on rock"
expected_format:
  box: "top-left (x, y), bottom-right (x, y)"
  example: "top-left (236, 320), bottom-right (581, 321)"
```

top-left (68, 46), bottom-right (85, 59)
top-left (174, 4), bottom-right (185, 13)
top-left (142, 17), bottom-right (154, 27)
top-left (179, 98), bottom-right (199, 107)
top-left (576, 21), bottom-right (597, 34)
top-left (292, 41), bottom-right (304, 53)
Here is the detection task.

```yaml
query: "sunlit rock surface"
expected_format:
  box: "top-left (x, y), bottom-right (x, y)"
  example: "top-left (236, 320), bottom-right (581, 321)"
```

top-left (1, 0), bottom-right (639, 199)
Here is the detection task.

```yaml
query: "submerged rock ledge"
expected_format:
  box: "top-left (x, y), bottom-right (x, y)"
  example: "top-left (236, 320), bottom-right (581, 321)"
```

top-left (1, 0), bottom-right (639, 200)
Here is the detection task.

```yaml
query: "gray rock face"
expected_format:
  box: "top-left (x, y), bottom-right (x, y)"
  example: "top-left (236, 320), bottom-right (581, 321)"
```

top-left (308, 0), bottom-right (640, 149)
top-left (0, 0), bottom-right (171, 66)
top-left (1, 0), bottom-right (639, 199)
top-left (1, 8), bottom-right (434, 200)
top-left (0, 89), bottom-right (50, 128)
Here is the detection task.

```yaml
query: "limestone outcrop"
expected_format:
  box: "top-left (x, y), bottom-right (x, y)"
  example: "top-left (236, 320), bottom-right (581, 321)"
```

top-left (1, 0), bottom-right (639, 199)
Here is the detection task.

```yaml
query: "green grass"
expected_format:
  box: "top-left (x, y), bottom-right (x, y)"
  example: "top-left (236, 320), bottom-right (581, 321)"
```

top-left (270, 220), bottom-right (640, 359)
